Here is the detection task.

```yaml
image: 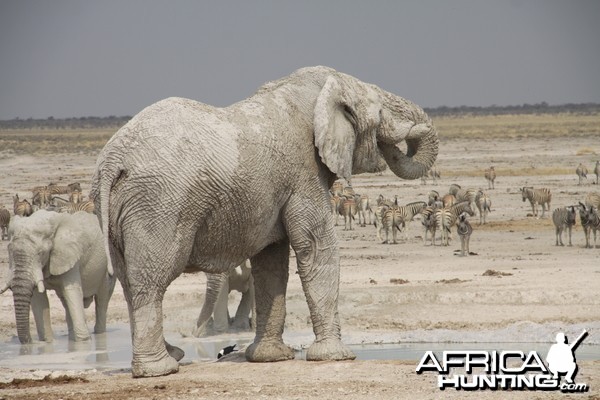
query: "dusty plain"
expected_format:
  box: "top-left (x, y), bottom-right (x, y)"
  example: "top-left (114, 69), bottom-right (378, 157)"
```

top-left (0, 113), bottom-right (599, 399)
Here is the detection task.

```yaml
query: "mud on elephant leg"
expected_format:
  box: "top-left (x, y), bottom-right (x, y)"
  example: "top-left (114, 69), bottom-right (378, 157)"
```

top-left (245, 239), bottom-right (295, 362)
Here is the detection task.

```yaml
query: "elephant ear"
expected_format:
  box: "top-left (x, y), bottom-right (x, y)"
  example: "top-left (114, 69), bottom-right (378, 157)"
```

top-left (49, 221), bottom-right (83, 276)
top-left (314, 75), bottom-right (356, 181)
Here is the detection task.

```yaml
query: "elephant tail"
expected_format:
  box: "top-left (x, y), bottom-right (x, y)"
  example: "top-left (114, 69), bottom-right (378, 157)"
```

top-left (93, 160), bottom-right (125, 278)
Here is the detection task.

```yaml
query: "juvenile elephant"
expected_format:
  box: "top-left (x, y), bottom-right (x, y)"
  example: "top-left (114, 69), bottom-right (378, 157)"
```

top-left (194, 260), bottom-right (255, 337)
top-left (91, 66), bottom-right (438, 377)
top-left (0, 210), bottom-right (115, 343)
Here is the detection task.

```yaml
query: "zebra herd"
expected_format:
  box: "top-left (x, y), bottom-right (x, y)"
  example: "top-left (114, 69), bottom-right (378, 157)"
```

top-left (0, 181), bottom-right (94, 240)
top-left (552, 193), bottom-right (600, 249)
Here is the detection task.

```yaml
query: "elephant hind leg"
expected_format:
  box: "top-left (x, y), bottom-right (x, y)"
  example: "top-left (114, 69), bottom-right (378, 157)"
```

top-left (245, 239), bottom-right (294, 362)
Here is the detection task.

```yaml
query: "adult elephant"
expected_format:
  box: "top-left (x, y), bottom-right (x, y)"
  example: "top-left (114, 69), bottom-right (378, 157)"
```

top-left (1, 210), bottom-right (115, 343)
top-left (91, 66), bottom-right (438, 377)
top-left (194, 260), bottom-right (255, 337)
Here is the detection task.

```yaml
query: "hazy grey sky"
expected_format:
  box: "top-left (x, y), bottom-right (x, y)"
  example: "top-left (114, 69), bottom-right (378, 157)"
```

top-left (0, 0), bottom-right (598, 119)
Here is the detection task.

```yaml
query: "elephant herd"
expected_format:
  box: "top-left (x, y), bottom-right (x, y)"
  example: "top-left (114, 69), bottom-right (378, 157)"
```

top-left (2, 66), bottom-right (439, 377)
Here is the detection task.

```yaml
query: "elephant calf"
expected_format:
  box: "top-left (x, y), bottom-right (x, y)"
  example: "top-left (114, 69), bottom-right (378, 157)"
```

top-left (1, 210), bottom-right (115, 343)
top-left (194, 260), bottom-right (255, 337)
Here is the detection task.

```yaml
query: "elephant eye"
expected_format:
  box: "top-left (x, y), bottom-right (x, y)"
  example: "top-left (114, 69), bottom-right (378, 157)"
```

top-left (342, 105), bottom-right (358, 127)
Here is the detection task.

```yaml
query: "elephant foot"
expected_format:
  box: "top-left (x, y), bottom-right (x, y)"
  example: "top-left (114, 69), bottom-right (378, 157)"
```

top-left (245, 340), bottom-right (295, 362)
top-left (165, 341), bottom-right (185, 361)
top-left (131, 353), bottom-right (179, 378)
top-left (306, 338), bottom-right (356, 361)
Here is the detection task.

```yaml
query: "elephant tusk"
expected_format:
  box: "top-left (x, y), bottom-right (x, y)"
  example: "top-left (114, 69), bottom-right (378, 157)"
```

top-left (37, 280), bottom-right (45, 293)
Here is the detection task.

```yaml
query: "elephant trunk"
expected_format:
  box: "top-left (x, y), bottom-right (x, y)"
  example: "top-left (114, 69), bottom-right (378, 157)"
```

top-left (376, 93), bottom-right (439, 180)
top-left (378, 123), bottom-right (439, 180)
top-left (12, 279), bottom-right (34, 344)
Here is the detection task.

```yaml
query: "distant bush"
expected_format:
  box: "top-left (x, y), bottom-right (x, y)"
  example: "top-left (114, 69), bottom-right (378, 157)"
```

top-left (424, 102), bottom-right (600, 117)
top-left (0, 115), bottom-right (131, 130)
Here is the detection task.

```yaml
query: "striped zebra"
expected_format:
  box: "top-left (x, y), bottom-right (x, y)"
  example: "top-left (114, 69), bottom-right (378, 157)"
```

top-left (48, 182), bottom-right (82, 195)
top-left (455, 188), bottom-right (477, 209)
top-left (339, 196), bottom-right (357, 231)
top-left (449, 184), bottom-right (461, 196)
top-left (436, 201), bottom-right (475, 246)
top-left (456, 212), bottom-right (473, 256)
top-left (69, 190), bottom-right (83, 204)
top-left (428, 190), bottom-right (440, 206)
top-left (59, 200), bottom-right (95, 214)
top-left (552, 206), bottom-right (577, 246)
top-left (13, 194), bottom-right (33, 217)
top-left (357, 194), bottom-right (372, 227)
top-left (331, 181), bottom-right (343, 197)
top-left (395, 201), bottom-right (427, 240)
top-left (382, 206), bottom-right (405, 244)
top-left (484, 166), bottom-right (496, 189)
top-left (330, 194), bottom-right (342, 225)
top-left (576, 163), bottom-right (588, 185)
top-left (32, 186), bottom-right (53, 210)
top-left (442, 193), bottom-right (456, 208)
top-left (595, 161), bottom-right (600, 185)
top-left (578, 202), bottom-right (600, 248)
top-left (475, 190), bottom-right (492, 225)
top-left (585, 192), bottom-right (600, 209)
top-left (420, 206), bottom-right (438, 245)
top-left (373, 204), bottom-right (390, 241)
top-left (520, 187), bottom-right (552, 218)
top-left (0, 206), bottom-right (10, 240)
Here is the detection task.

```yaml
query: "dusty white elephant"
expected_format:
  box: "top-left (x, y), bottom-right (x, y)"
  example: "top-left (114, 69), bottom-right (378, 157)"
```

top-left (1, 210), bottom-right (115, 343)
top-left (194, 260), bottom-right (255, 337)
top-left (91, 66), bottom-right (439, 377)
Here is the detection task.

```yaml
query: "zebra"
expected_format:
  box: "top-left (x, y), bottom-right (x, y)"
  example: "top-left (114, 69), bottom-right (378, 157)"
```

top-left (329, 194), bottom-right (342, 225)
top-left (595, 161), bottom-right (600, 185)
top-left (331, 181), bottom-right (343, 197)
top-left (436, 201), bottom-right (475, 246)
top-left (395, 201), bottom-right (427, 240)
top-left (578, 202), bottom-right (600, 248)
top-left (373, 204), bottom-right (390, 241)
top-left (552, 206), bottom-right (577, 246)
top-left (48, 182), bottom-right (82, 195)
top-left (428, 190), bottom-right (440, 206)
top-left (456, 212), bottom-right (473, 256)
top-left (59, 200), bottom-right (95, 214)
top-left (376, 194), bottom-right (397, 208)
top-left (0, 206), bottom-right (10, 240)
top-left (69, 190), bottom-right (83, 204)
top-left (421, 163), bottom-right (440, 185)
top-left (13, 194), bottom-right (33, 217)
top-left (585, 192), bottom-right (600, 209)
top-left (32, 186), bottom-right (53, 210)
top-left (449, 183), bottom-right (461, 196)
top-left (520, 187), bottom-right (552, 218)
top-left (442, 193), bottom-right (456, 208)
top-left (484, 166), bottom-right (496, 189)
top-left (576, 163), bottom-right (588, 185)
top-left (455, 187), bottom-right (477, 209)
top-left (382, 206), bottom-right (405, 244)
top-left (475, 190), bottom-right (492, 225)
top-left (339, 196), bottom-right (357, 231)
top-left (420, 206), bottom-right (438, 246)
top-left (357, 194), bottom-right (372, 227)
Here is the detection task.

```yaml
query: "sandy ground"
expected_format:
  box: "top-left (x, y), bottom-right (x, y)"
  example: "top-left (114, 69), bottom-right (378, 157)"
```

top-left (0, 133), bottom-right (599, 399)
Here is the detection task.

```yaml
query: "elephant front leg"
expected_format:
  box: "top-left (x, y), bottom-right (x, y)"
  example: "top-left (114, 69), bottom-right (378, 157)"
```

top-left (245, 239), bottom-right (295, 362)
top-left (284, 200), bottom-right (355, 362)
top-left (31, 290), bottom-right (53, 342)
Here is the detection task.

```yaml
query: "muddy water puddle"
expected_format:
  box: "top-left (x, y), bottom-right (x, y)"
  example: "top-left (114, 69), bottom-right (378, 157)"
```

top-left (0, 324), bottom-right (598, 371)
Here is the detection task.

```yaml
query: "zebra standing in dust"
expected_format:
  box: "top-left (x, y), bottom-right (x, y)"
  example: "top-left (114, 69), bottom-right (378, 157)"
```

top-left (48, 182), bottom-right (82, 195)
top-left (456, 212), bottom-right (473, 256)
top-left (578, 202), bottom-right (600, 248)
top-left (475, 190), bottom-right (492, 225)
top-left (552, 206), bottom-right (577, 246)
top-left (594, 161), bottom-right (600, 185)
top-left (32, 186), bottom-right (53, 210)
top-left (520, 187), bottom-right (552, 218)
top-left (13, 194), bottom-right (33, 217)
top-left (0, 206), bottom-right (10, 240)
top-left (329, 194), bottom-right (342, 226)
top-left (576, 163), bottom-right (588, 185)
top-left (484, 166), bottom-right (496, 189)
top-left (394, 201), bottom-right (427, 240)
top-left (357, 194), bottom-right (372, 227)
top-left (449, 184), bottom-right (476, 210)
top-left (436, 201), bottom-right (475, 246)
top-left (382, 206), bottom-right (404, 244)
top-left (339, 196), bottom-right (357, 231)
top-left (421, 206), bottom-right (438, 246)
top-left (59, 200), bottom-right (95, 214)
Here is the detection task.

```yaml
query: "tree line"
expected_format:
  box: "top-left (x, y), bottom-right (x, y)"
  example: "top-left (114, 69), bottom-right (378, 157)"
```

top-left (1, 102), bottom-right (599, 130)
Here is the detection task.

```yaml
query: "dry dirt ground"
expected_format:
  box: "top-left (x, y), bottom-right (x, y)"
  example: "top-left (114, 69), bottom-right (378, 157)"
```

top-left (0, 124), bottom-right (599, 399)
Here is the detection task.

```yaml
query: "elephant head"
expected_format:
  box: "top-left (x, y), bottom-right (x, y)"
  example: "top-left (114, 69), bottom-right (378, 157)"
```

top-left (311, 68), bottom-right (439, 182)
top-left (5, 210), bottom-right (85, 344)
